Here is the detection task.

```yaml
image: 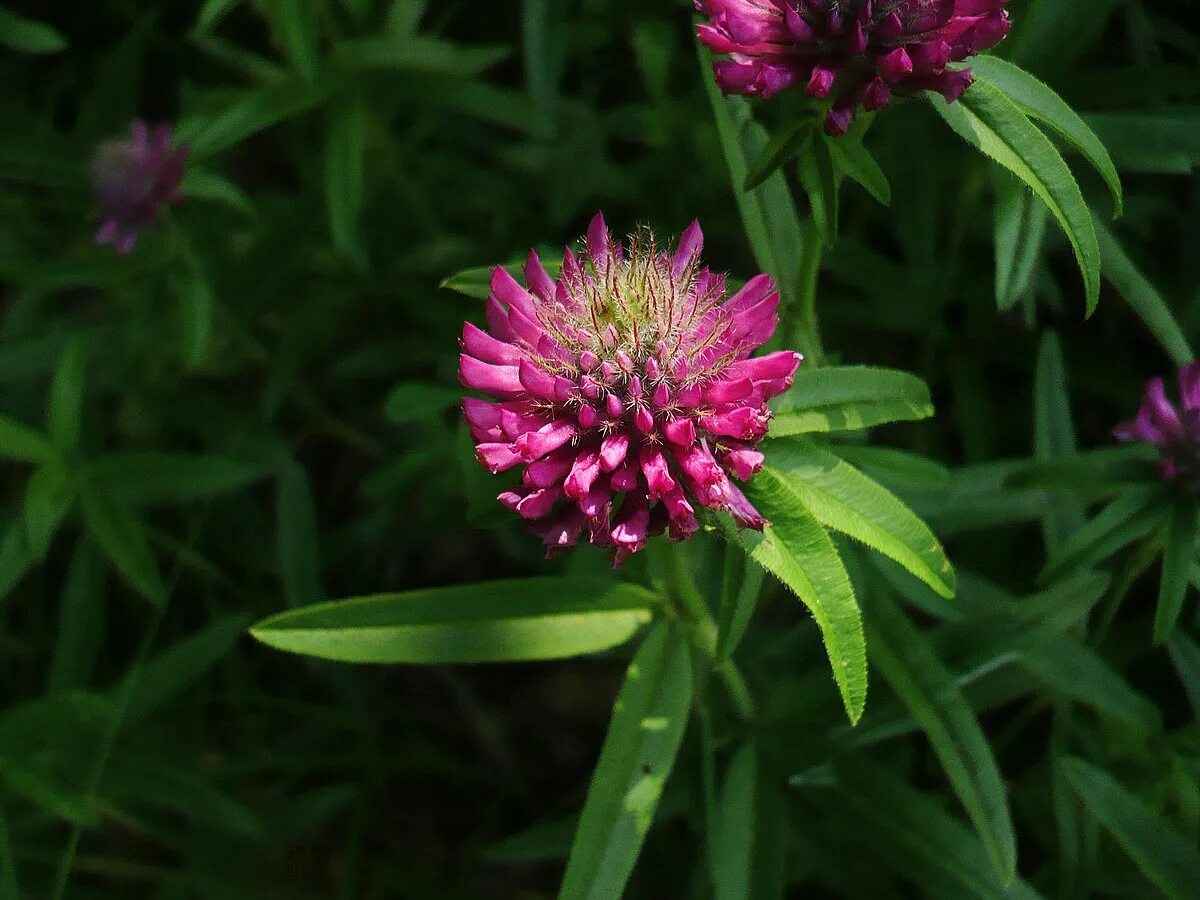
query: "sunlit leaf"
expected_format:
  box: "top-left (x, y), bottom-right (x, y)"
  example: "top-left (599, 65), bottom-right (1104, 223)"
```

top-left (559, 622), bottom-right (692, 900)
top-left (251, 577), bottom-right (658, 664)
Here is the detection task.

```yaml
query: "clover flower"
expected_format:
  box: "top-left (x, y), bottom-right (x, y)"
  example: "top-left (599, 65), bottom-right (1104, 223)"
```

top-left (1115, 362), bottom-right (1200, 486)
top-left (697, 0), bottom-right (1012, 135)
top-left (91, 120), bottom-right (189, 253)
top-left (459, 213), bottom-right (802, 564)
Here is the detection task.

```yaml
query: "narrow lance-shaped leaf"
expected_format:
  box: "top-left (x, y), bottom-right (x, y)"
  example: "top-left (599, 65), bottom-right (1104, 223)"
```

top-left (325, 92), bottom-right (368, 269)
top-left (126, 614), bottom-right (253, 723)
top-left (47, 539), bottom-right (106, 695)
top-left (970, 55), bottom-right (1123, 216)
top-left (22, 463), bottom-right (74, 559)
top-left (251, 577), bottom-right (657, 664)
top-left (931, 79), bottom-right (1101, 315)
top-left (277, 461), bottom-right (322, 609)
top-left (865, 589), bottom-right (1017, 883)
top-left (709, 742), bottom-right (757, 900)
top-left (0, 7), bottom-right (68, 53)
top-left (0, 416), bottom-right (53, 464)
top-left (1155, 499), bottom-right (1199, 644)
top-left (1040, 488), bottom-right (1166, 584)
top-left (767, 439), bottom-right (955, 599)
top-left (1060, 757), bottom-right (1200, 900)
top-left (46, 336), bottom-right (86, 452)
top-left (80, 484), bottom-right (167, 606)
top-left (558, 622), bottom-right (693, 900)
top-left (1167, 630), bottom-right (1200, 717)
top-left (1096, 219), bottom-right (1194, 368)
top-left (771, 366), bottom-right (934, 436)
top-left (729, 470), bottom-right (867, 723)
top-left (993, 173), bottom-right (1048, 312)
top-left (1034, 331), bottom-right (1085, 552)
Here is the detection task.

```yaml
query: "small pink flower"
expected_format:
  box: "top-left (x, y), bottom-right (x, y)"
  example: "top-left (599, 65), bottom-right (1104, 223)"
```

top-left (1115, 362), bottom-right (1200, 484)
top-left (459, 214), bottom-right (802, 565)
top-left (91, 120), bottom-right (189, 253)
top-left (697, 0), bottom-right (1012, 135)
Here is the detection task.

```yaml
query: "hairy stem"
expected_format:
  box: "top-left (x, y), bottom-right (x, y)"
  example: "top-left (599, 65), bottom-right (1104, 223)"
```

top-left (656, 541), bottom-right (756, 721)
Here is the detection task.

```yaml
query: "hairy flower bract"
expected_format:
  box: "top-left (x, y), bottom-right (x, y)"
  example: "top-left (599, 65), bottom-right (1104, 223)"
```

top-left (459, 213), bottom-right (802, 564)
top-left (697, 0), bottom-right (1012, 135)
top-left (91, 120), bottom-right (189, 253)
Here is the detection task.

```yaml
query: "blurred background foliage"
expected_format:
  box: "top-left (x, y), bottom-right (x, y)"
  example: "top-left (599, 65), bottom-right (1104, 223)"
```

top-left (1, 0), bottom-right (1199, 897)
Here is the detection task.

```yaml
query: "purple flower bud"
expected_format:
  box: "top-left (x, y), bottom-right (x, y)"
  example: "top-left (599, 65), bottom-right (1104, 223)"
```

top-left (91, 120), bottom-right (188, 253)
top-left (1115, 362), bottom-right (1200, 486)
top-left (696, 0), bottom-right (1012, 134)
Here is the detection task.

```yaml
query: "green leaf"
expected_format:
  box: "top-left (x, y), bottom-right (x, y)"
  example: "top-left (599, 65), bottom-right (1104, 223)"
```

top-left (699, 45), bottom-right (805, 307)
top-left (80, 484), bottom-right (167, 606)
top-left (325, 92), bottom-right (368, 269)
top-left (84, 452), bottom-right (268, 506)
top-left (22, 463), bottom-right (74, 559)
top-left (383, 381), bottom-right (462, 424)
top-left (0, 810), bottom-right (17, 898)
top-left (193, 0), bottom-right (244, 34)
top-left (47, 539), bottom-right (106, 695)
top-left (743, 119), bottom-right (810, 193)
top-left (1155, 500), bottom-right (1199, 643)
top-left (797, 131), bottom-right (840, 248)
top-left (331, 37), bottom-right (509, 77)
top-left (1167, 631), bottom-right (1200, 717)
top-left (0, 415), bottom-right (53, 464)
top-left (730, 471), bottom-right (867, 723)
top-left (170, 265), bottom-right (215, 368)
top-left (45, 336), bottom-right (86, 452)
top-left (865, 590), bottom-right (1017, 883)
top-left (771, 366), bottom-right (934, 435)
top-left (522, 0), bottom-right (564, 125)
top-left (251, 577), bottom-right (657, 664)
top-left (267, 0), bottom-right (319, 81)
top-left (767, 440), bottom-right (955, 599)
top-left (993, 174), bottom-right (1048, 312)
top-left (1040, 489), bottom-right (1165, 584)
top-left (102, 753), bottom-right (264, 840)
top-left (483, 814), bottom-right (577, 863)
top-left (1018, 635), bottom-right (1159, 733)
top-left (440, 258), bottom-right (562, 300)
top-left (126, 614), bottom-right (252, 723)
top-left (1033, 331), bottom-right (1085, 553)
top-left (0, 520), bottom-right (35, 605)
top-left (931, 80), bottom-right (1101, 315)
top-left (971, 56), bottom-right (1123, 217)
top-left (826, 130), bottom-right (891, 207)
top-left (558, 622), bottom-right (692, 900)
top-left (709, 742), bottom-right (757, 900)
top-left (277, 461), bottom-right (322, 609)
top-left (0, 7), bottom-right (67, 53)
top-left (178, 81), bottom-right (330, 157)
top-left (179, 166), bottom-right (255, 215)
top-left (1060, 757), bottom-right (1200, 900)
top-left (1096, 220), bottom-right (1194, 368)
top-left (715, 545), bottom-right (764, 665)
top-left (827, 761), bottom-right (1041, 899)
top-left (1085, 109), bottom-right (1200, 175)
top-left (0, 757), bottom-right (96, 825)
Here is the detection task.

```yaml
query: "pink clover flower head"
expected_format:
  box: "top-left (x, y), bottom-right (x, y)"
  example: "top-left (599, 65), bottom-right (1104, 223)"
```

top-left (459, 213), bottom-right (803, 565)
top-left (696, 0), bottom-right (1012, 136)
top-left (91, 120), bottom-right (189, 254)
top-left (1115, 362), bottom-right (1200, 485)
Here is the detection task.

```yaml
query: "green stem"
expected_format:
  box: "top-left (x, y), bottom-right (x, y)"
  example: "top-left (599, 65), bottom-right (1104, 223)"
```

top-left (656, 542), bottom-right (756, 721)
top-left (791, 221), bottom-right (825, 365)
